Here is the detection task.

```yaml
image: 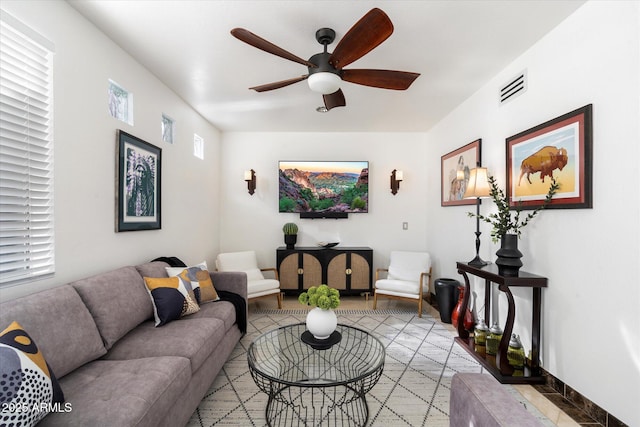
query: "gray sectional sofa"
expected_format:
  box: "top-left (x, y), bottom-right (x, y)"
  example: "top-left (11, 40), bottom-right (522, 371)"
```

top-left (0, 261), bottom-right (247, 427)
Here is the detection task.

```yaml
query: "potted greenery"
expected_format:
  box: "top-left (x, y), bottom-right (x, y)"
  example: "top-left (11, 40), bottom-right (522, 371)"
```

top-left (299, 285), bottom-right (340, 339)
top-left (298, 284), bottom-right (341, 309)
top-left (468, 175), bottom-right (559, 276)
top-left (282, 222), bottom-right (298, 249)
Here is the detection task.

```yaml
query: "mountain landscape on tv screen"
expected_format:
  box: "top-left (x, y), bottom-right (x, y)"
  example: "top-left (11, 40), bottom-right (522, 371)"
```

top-left (279, 167), bottom-right (368, 213)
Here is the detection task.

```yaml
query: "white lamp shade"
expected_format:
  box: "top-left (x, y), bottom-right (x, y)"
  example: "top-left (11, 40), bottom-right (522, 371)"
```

top-left (395, 170), bottom-right (403, 181)
top-left (307, 72), bottom-right (341, 94)
top-left (463, 167), bottom-right (491, 198)
top-left (244, 170), bottom-right (253, 180)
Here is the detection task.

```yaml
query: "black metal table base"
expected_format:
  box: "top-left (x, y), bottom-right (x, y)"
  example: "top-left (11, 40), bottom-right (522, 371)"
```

top-left (248, 323), bottom-right (385, 427)
top-left (266, 384), bottom-right (369, 427)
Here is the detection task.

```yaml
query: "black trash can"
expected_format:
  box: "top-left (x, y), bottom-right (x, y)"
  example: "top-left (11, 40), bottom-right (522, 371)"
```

top-left (434, 278), bottom-right (461, 323)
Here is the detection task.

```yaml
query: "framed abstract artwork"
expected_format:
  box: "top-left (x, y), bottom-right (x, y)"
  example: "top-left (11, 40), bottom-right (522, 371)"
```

top-left (441, 139), bottom-right (481, 206)
top-left (116, 130), bottom-right (162, 231)
top-left (506, 104), bottom-right (592, 209)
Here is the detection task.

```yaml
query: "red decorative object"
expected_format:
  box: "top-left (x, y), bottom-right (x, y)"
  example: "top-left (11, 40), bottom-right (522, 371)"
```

top-left (452, 286), bottom-right (474, 331)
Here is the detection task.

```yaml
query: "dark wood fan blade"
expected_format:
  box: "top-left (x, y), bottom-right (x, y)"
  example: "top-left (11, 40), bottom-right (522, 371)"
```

top-left (341, 69), bottom-right (420, 90)
top-left (231, 28), bottom-right (317, 68)
top-left (329, 8), bottom-right (393, 69)
top-left (249, 75), bottom-right (309, 92)
top-left (323, 89), bottom-right (346, 110)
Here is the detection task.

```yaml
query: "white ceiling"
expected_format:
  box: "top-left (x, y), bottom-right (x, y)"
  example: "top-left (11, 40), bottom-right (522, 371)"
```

top-left (67, 0), bottom-right (586, 133)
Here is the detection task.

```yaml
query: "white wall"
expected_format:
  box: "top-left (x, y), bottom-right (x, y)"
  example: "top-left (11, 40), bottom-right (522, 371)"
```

top-left (0, 0), bottom-right (222, 300)
top-left (426, 2), bottom-right (639, 425)
top-left (219, 132), bottom-right (429, 271)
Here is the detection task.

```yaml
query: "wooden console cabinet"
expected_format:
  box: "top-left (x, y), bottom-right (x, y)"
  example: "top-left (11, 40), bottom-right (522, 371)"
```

top-left (276, 247), bottom-right (373, 296)
top-left (455, 262), bottom-right (547, 384)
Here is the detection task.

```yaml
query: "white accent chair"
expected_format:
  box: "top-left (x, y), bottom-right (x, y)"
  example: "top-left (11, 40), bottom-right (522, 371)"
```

top-left (372, 251), bottom-right (432, 317)
top-left (215, 251), bottom-right (282, 309)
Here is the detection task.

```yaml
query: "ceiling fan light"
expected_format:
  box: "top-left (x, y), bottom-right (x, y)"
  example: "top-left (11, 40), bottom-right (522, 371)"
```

top-left (307, 72), bottom-right (341, 94)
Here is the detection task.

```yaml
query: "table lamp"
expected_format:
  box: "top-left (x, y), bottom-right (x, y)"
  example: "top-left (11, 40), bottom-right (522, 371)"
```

top-left (463, 166), bottom-right (491, 266)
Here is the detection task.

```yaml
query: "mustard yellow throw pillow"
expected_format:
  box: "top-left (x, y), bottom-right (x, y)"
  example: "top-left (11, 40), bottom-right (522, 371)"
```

top-left (166, 265), bottom-right (220, 304)
top-left (143, 276), bottom-right (200, 326)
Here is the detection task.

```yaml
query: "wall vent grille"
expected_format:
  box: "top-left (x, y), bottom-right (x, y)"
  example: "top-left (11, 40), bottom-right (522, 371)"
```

top-left (500, 71), bottom-right (527, 104)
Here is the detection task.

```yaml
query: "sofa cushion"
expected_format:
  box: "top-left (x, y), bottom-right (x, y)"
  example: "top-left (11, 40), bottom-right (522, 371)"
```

top-left (187, 300), bottom-right (237, 331)
top-left (39, 357), bottom-right (191, 427)
top-left (246, 278), bottom-right (280, 297)
top-left (143, 276), bottom-right (200, 326)
top-left (135, 261), bottom-right (171, 279)
top-left (0, 321), bottom-right (65, 427)
top-left (103, 317), bottom-right (226, 373)
top-left (71, 266), bottom-right (153, 349)
top-left (0, 285), bottom-right (106, 378)
top-left (374, 279), bottom-right (425, 297)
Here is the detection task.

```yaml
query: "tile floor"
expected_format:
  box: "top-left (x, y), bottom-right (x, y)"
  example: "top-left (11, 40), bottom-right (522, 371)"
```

top-left (192, 299), bottom-right (544, 427)
top-left (249, 293), bottom-right (595, 427)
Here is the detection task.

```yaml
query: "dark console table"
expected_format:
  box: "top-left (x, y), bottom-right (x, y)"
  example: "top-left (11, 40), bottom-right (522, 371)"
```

top-left (455, 262), bottom-right (547, 384)
top-left (277, 247), bottom-right (373, 296)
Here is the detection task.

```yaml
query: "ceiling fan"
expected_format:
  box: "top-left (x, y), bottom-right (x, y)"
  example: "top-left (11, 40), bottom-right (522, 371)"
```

top-left (230, 8), bottom-right (420, 111)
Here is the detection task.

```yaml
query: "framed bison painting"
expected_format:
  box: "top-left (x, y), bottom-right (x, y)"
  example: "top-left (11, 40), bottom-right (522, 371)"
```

top-left (506, 104), bottom-right (592, 210)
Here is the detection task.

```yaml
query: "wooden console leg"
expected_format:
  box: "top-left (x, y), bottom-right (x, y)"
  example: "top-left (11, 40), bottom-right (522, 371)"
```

top-left (496, 284), bottom-right (515, 375)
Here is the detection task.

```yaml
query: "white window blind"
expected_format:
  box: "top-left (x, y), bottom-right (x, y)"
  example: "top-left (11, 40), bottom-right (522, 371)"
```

top-left (0, 16), bottom-right (55, 286)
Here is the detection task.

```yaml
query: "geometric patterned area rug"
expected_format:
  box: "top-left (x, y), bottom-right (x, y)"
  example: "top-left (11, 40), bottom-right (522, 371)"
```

top-left (187, 310), bottom-right (553, 427)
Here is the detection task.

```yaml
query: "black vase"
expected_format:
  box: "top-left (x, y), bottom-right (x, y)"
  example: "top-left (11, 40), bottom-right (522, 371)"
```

top-left (284, 234), bottom-right (297, 250)
top-left (495, 234), bottom-right (523, 277)
top-left (434, 278), bottom-right (460, 323)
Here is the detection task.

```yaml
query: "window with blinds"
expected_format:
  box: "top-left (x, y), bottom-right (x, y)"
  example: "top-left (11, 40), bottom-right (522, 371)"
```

top-left (0, 14), bottom-right (55, 286)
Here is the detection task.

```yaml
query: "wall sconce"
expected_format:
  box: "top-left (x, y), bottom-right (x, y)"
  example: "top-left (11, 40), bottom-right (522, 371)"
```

top-left (463, 166), bottom-right (491, 266)
top-left (390, 169), bottom-right (403, 195)
top-left (244, 169), bottom-right (256, 195)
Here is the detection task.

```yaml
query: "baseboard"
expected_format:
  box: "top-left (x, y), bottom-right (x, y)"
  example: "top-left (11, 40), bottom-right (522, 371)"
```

top-left (540, 369), bottom-right (627, 426)
top-left (431, 302), bottom-right (626, 426)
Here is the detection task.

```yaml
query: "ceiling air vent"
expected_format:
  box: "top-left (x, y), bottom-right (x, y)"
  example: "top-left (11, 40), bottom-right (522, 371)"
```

top-left (499, 70), bottom-right (527, 105)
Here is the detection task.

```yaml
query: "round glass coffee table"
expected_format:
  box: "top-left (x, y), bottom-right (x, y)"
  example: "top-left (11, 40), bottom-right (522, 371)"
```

top-left (248, 323), bottom-right (385, 427)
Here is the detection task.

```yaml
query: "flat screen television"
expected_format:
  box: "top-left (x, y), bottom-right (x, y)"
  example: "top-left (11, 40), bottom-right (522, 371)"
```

top-left (279, 161), bottom-right (369, 214)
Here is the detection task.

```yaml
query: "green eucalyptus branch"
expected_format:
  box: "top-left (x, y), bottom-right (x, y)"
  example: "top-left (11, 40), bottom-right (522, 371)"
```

top-left (467, 175), bottom-right (559, 243)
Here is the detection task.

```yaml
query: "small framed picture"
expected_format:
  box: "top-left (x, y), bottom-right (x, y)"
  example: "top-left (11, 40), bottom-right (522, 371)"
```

top-left (506, 104), bottom-right (592, 209)
top-left (116, 130), bottom-right (161, 231)
top-left (441, 139), bottom-right (481, 206)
